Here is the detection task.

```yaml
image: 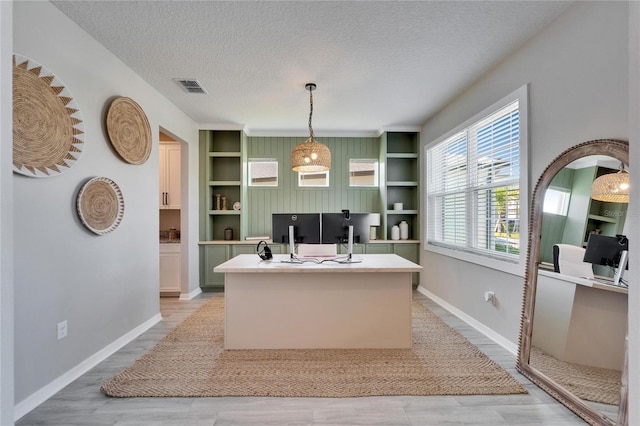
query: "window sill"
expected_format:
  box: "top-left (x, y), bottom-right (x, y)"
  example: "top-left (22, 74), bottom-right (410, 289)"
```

top-left (424, 242), bottom-right (525, 277)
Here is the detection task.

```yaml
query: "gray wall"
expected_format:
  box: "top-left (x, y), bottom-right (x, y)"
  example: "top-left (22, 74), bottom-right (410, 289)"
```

top-left (628, 2), bottom-right (639, 422)
top-left (419, 1), bottom-right (629, 345)
top-left (1, 1), bottom-right (14, 424)
top-left (12, 1), bottom-right (199, 412)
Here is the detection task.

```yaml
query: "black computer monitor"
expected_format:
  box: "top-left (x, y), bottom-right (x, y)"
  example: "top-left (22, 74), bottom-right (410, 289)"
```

top-left (321, 212), bottom-right (371, 244)
top-left (583, 234), bottom-right (628, 268)
top-left (271, 213), bottom-right (321, 244)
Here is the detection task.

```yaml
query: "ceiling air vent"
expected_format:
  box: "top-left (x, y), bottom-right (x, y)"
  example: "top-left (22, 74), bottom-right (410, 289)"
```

top-left (173, 78), bottom-right (208, 94)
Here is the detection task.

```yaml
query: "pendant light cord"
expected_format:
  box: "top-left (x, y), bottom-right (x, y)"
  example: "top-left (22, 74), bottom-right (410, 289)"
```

top-left (308, 87), bottom-right (314, 139)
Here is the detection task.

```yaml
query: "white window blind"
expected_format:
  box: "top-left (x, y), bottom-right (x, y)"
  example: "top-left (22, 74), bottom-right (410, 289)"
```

top-left (427, 101), bottom-right (521, 260)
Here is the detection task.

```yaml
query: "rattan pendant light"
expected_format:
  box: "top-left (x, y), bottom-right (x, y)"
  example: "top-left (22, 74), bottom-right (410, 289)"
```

top-left (591, 163), bottom-right (630, 203)
top-left (291, 83), bottom-right (331, 172)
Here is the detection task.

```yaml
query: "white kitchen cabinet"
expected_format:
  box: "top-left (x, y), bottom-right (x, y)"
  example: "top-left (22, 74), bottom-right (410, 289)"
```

top-left (159, 142), bottom-right (181, 209)
top-left (160, 243), bottom-right (181, 293)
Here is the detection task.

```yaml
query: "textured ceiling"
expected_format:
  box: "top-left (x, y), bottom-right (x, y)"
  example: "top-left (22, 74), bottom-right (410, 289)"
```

top-left (51, 1), bottom-right (572, 135)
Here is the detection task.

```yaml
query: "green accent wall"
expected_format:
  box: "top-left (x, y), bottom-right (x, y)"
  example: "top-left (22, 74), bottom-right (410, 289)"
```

top-left (561, 166), bottom-right (596, 247)
top-left (246, 136), bottom-right (381, 237)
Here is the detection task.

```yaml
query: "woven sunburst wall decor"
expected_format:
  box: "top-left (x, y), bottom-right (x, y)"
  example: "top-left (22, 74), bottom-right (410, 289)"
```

top-left (13, 54), bottom-right (85, 177)
top-left (76, 177), bottom-right (125, 235)
top-left (105, 97), bottom-right (152, 165)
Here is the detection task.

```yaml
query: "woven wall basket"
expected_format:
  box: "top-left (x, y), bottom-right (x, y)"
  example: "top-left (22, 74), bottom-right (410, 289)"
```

top-left (13, 54), bottom-right (85, 177)
top-left (76, 177), bottom-right (125, 235)
top-left (106, 97), bottom-right (152, 165)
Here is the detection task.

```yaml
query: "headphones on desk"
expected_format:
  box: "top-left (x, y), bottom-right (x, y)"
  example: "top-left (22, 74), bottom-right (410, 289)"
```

top-left (257, 240), bottom-right (273, 260)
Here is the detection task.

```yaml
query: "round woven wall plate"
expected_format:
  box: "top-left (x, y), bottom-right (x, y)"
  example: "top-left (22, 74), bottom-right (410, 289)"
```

top-left (77, 177), bottom-right (125, 235)
top-left (13, 54), bottom-right (85, 177)
top-left (106, 97), bottom-right (152, 165)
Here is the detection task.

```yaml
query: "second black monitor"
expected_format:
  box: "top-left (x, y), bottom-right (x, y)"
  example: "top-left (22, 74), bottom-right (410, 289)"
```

top-left (321, 212), bottom-right (371, 244)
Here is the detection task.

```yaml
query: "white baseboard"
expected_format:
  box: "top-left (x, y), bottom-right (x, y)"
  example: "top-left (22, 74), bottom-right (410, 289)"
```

top-left (14, 313), bottom-right (162, 421)
top-left (416, 286), bottom-right (518, 356)
top-left (179, 287), bottom-right (202, 300)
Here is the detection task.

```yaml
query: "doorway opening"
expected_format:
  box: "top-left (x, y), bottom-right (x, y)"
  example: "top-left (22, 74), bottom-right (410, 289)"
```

top-left (159, 130), bottom-right (184, 298)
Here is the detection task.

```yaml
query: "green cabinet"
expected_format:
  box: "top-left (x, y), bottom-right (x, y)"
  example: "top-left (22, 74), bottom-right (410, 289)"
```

top-left (201, 241), bottom-right (419, 290)
top-left (584, 167), bottom-right (626, 245)
top-left (201, 245), bottom-right (229, 289)
top-left (232, 244), bottom-right (259, 256)
top-left (381, 132), bottom-right (419, 241)
top-left (337, 244), bottom-right (365, 255)
top-left (199, 129), bottom-right (247, 289)
top-left (231, 243), bottom-right (286, 257)
top-left (199, 129), bottom-right (422, 290)
top-left (199, 130), bottom-right (246, 242)
top-left (365, 242), bottom-right (419, 286)
top-left (201, 243), bottom-right (285, 290)
top-left (364, 243), bottom-right (392, 254)
top-left (393, 243), bottom-right (418, 263)
top-left (393, 243), bottom-right (419, 287)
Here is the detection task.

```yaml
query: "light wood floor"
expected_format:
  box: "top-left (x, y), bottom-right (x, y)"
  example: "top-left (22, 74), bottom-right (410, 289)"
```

top-left (16, 291), bottom-right (590, 425)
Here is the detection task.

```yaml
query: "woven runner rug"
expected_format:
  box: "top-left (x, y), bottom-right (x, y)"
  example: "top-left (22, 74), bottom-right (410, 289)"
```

top-left (101, 296), bottom-right (526, 398)
top-left (530, 347), bottom-right (621, 406)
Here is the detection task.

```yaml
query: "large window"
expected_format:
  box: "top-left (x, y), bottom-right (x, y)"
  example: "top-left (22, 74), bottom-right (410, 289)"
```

top-left (425, 86), bottom-right (527, 269)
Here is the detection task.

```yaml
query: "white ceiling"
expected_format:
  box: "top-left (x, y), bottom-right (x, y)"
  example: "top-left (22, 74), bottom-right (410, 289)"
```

top-left (51, 0), bottom-right (573, 136)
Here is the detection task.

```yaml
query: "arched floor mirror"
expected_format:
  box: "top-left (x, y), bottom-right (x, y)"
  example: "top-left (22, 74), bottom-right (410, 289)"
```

top-left (517, 139), bottom-right (629, 426)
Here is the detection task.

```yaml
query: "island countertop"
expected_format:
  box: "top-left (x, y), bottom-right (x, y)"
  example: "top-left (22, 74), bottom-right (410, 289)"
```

top-left (214, 253), bottom-right (423, 274)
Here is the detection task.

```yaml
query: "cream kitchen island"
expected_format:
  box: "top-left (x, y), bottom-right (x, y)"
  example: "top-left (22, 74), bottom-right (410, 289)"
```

top-left (214, 253), bottom-right (423, 350)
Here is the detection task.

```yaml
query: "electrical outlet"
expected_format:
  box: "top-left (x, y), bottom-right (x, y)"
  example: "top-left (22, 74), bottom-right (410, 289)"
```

top-left (57, 321), bottom-right (68, 340)
top-left (484, 291), bottom-right (496, 305)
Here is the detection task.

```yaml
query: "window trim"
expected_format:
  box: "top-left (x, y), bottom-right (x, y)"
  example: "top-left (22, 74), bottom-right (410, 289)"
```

top-left (424, 85), bottom-right (529, 277)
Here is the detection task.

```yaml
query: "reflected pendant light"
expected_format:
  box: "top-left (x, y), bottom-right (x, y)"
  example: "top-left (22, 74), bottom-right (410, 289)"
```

top-left (291, 83), bottom-right (331, 172)
top-left (591, 163), bottom-right (630, 203)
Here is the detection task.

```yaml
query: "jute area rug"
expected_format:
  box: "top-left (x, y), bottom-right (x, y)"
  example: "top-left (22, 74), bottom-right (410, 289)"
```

top-left (101, 296), bottom-right (526, 398)
top-left (530, 347), bottom-right (621, 406)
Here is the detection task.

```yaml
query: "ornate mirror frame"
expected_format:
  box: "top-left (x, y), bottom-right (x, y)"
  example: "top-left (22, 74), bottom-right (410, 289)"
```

top-left (517, 139), bottom-right (629, 426)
